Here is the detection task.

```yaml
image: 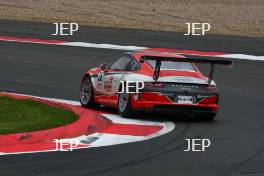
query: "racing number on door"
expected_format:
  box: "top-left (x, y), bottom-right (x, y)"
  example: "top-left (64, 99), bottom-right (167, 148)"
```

top-left (97, 73), bottom-right (103, 82)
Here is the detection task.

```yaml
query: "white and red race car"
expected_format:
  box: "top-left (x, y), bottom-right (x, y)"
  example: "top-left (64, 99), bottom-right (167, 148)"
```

top-left (79, 49), bottom-right (232, 120)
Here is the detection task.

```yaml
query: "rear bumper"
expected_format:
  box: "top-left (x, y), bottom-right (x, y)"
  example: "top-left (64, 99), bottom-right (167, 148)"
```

top-left (134, 102), bottom-right (218, 113)
top-left (131, 92), bottom-right (218, 113)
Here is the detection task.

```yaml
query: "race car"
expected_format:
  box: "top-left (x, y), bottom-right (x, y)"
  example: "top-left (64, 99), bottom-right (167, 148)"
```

top-left (79, 49), bottom-right (233, 120)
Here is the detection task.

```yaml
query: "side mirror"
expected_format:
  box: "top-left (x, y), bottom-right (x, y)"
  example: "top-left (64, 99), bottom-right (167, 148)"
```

top-left (100, 63), bottom-right (108, 72)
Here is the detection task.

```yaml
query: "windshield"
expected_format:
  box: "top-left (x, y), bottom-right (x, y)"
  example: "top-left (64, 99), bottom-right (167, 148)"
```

top-left (147, 60), bottom-right (196, 71)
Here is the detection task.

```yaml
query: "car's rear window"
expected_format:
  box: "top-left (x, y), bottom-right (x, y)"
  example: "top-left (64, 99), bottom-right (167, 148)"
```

top-left (147, 60), bottom-right (196, 71)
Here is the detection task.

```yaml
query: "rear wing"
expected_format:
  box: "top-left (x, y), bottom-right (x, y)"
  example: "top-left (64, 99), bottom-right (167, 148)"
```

top-left (139, 56), bottom-right (233, 85)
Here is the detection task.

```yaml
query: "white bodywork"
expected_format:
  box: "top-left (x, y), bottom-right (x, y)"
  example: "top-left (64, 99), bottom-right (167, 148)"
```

top-left (91, 72), bottom-right (215, 95)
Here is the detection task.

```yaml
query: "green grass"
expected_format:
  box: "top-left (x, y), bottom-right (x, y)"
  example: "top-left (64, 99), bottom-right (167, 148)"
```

top-left (0, 96), bottom-right (78, 135)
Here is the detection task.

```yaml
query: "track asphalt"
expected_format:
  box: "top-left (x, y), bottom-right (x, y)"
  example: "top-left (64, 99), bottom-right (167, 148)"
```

top-left (0, 20), bottom-right (264, 176)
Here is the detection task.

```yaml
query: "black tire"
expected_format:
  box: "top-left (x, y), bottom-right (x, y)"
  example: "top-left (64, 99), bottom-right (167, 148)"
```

top-left (118, 92), bottom-right (134, 117)
top-left (79, 75), bottom-right (97, 108)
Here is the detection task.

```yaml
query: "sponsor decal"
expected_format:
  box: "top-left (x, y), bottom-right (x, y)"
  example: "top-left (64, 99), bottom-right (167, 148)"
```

top-left (103, 76), bottom-right (113, 91)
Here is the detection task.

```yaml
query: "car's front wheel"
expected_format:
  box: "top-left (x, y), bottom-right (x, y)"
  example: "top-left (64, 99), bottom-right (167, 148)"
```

top-left (79, 76), bottom-right (97, 108)
top-left (118, 92), bottom-right (134, 117)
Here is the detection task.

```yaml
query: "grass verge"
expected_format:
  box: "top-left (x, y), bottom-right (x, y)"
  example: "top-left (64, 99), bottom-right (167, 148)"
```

top-left (0, 96), bottom-right (78, 135)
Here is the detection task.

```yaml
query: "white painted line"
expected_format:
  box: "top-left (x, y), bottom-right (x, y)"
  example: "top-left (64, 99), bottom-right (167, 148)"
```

top-left (0, 36), bottom-right (263, 61)
top-left (100, 114), bottom-right (166, 126)
top-left (219, 54), bottom-right (264, 61)
top-left (62, 42), bottom-right (147, 50)
top-left (1, 92), bottom-right (80, 105)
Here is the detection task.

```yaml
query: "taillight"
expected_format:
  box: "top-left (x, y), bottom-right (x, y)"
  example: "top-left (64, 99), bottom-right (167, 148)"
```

top-left (198, 96), bottom-right (218, 104)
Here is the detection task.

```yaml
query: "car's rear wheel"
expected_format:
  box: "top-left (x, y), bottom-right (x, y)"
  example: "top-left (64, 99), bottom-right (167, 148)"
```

top-left (118, 92), bottom-right (134, 117)
top-left (79, 76), bottom-right (97, 108)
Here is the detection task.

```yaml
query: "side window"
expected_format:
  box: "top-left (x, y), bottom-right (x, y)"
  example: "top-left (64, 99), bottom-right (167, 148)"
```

top-left (110, 55), bottom-right (139, 71)
top-left (129, 58), bottom-right (140, 71)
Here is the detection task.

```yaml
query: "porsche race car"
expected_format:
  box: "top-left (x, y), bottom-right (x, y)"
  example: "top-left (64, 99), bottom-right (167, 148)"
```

top-left (79, 49), bottom-right (233, 120)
